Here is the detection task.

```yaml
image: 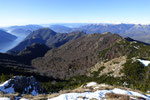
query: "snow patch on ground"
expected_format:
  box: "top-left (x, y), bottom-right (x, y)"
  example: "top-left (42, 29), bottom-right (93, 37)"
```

top-left (112, 88), bottom-right (148, 98)
top-left (20, 98), bottom-right (29, 100)
top-left (31, 88), bottom-right (39, 96)
top-left (0, 76), bottom-right (41, 96)
top-left (137, 59), bottom-right (150, 66)
top-left (48, 88), bottom-right (150, 100)
top-left (86, 82), bottom-right (97, 87)
top-left (0, 79), bottom-right (15, 94)
top-left (0, 97), bottom-right (10, 100)
top-left (133, 46), bottom-right (139, 49)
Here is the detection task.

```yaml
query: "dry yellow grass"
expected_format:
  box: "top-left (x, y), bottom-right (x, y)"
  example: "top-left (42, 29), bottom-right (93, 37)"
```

top-left (88, 56), bottom-right (126, 77)
top-left (21, 94), bottom-right (48, 100)
top-left (105, 93), bottom-right (132, 100)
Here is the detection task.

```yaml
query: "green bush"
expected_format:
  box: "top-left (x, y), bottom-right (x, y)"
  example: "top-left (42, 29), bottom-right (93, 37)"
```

top-left (123, 59), bottom-right (145, 83)
top-left (0, 74), bottom-right (13, 82)
top-left (92, 66), bottom-right (105, 77)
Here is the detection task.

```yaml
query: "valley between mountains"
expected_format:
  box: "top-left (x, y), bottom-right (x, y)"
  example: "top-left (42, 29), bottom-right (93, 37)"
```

top-left (1, 27), bottom-right (150, 99)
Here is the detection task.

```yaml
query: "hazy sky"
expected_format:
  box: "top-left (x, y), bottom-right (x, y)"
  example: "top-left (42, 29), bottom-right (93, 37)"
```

top-left (0, 0), bottom-right (150, 26)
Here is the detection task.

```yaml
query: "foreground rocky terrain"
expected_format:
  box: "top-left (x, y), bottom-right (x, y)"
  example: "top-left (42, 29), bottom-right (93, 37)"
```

top-left (48, 82), bottom-right (150, 100)
top-left (0, 79), bottom-right (150, 100)
top-left (0, 76), bottom-right (43, 99)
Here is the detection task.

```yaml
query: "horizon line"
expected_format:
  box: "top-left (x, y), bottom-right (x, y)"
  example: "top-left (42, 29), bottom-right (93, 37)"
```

top-left (0, 22), bottom-right (150, 27)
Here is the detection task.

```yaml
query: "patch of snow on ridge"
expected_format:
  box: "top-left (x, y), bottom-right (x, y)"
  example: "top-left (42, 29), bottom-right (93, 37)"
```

top-left (133, 46), bottom-right (139, 49)
top-left (112, 88), bottom-right (148, 99)
top-left (0, 97), bottom-right (10, 100)
top-left (48, 88), bottom-right (150, 100)
top-left (137, 59), bottom-right (150, 66)
top-left (49, 91), bottom-right (108, 100)
top-left (0, 80), bottom-right (9, 87)
top-left (0, 79), bottom-right (15, 94)
top-left (86, 82), bottom-right (97, 87)
top-left (20, 98), bottom-right (29, 100)
top-left (31, 88), bottom-right (39, 96)
top-left (0, 76), bottom-right (43, 95)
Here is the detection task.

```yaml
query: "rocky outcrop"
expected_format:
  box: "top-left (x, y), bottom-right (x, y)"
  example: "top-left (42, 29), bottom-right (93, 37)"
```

top-left (88, 56), bottom-right (126, 77)
top-left (0, 76), bottom-right (43, 95)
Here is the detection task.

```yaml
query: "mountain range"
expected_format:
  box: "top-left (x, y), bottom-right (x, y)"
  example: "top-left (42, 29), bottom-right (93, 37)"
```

top-left (73, 24), bottom-right (150, 43)
top-left (3, 24), bottom-right (43, 37)
top-left (47, 23), bottom-right (150, 43)
top-left (2, 23), bottom-right (150, 45)
top-left (0, 29), bottom-right (150, 99)
top-left (1, 24), bottom-right (150, 99)
top-left (4, 24), bottom-right (43, 32)
top-left (32, 32), bottom-right (122, 79)
top-left (8, 28), bottom-right (86, 54)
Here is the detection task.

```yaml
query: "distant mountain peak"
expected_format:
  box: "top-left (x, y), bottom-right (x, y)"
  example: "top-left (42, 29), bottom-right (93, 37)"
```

top-left (8, 29), bottom-right (85, 54)
top-left (49, 25), bottom-right (72, 33)
top-left (33, 28), bottom-right (57, 35)
top-left (102, 32), bottom-right (112, 35)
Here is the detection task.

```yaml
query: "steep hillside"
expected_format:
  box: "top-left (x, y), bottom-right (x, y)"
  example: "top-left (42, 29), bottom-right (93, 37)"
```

top-left (0, 30), bottom-right (17, 52)
top-left (0, 43), bottom-right (49, 66)
top-left (0, 30), bottom-right (17, 43)
top-left (31, 32), bottom-right (150, 93)
top-left (8, 28), bottom-right (86, 54)
top-left (18, 43), bottom-right (50, 64)
top-left (32, 32), bottom-right (123, 79)
top-left (0, 51), bottom-right (59, 86)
